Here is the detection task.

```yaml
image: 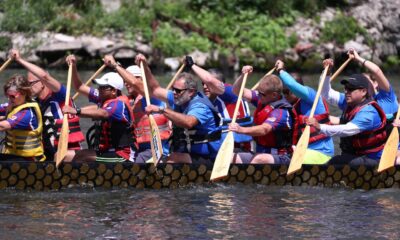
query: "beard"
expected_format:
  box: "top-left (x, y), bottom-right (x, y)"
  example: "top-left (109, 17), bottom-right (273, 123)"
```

top-left (174, 92), bottom-right (192, 106)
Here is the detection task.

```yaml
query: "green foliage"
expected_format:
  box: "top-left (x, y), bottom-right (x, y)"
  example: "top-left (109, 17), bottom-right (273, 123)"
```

top-left (383, 55), bottom-right (400, 69)
top-left (321, 12), bottom-right (367, 45)
top-left (0, 36), bottom-right (12, 51)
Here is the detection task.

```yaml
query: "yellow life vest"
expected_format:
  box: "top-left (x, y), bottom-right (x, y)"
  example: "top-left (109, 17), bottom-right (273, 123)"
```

top-left (3, 102), bottom-right (45, 160)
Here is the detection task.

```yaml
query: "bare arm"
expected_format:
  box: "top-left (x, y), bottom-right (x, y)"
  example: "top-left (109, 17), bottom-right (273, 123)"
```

top-left (62, 105), bottom-right (109, 120)
top-left (135, 54), bottom-right (169, 102)
top-left (191, 64), bottom-right (225, 95)
top-left (148, 106), bottom-right (198, 129)
top-left (66, 55), bottom-right (91, 96)
top-left (229, 122), bottom-right (272, 137)
top-left (232, 66), bottom-right (253, 102)
top-left (0, 120), bottom-right (12, 131)
top-left (349, 48), bottom-right (390, 92)
top-left (10, 49), bottom-right (61, 92)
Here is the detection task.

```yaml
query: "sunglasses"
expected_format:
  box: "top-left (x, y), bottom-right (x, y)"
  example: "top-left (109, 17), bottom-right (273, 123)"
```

top-left (172, 87), bottom-right (188, 94)
top-left (344, 87), bottom-right (362, 92)
top-left (282, 89), bottom-right (291, 95)
top-left (7, 92), bottom-right (21, 100)
top-left (99, 85), bottom-right (114, 91)
top-left (29, 80), bottom-right (41, 87)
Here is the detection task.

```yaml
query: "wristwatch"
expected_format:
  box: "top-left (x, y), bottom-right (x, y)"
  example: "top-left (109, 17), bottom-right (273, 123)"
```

top-left (158, 106), bottom-right (166, 114)
top-left (76, 107), bottom-right (81, 116)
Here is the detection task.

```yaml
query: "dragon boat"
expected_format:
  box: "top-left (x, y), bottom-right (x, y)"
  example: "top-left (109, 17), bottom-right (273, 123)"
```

top-left (0, 161), bottom-right (398, 191)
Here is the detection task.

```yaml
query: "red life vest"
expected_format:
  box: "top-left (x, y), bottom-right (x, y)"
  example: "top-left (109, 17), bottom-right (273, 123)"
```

top-left (131, 96), bottom-right (172, 144)
top-left (339, 100), bottom-right (387, 155)
top-left (98, 95), bottom-right (134, 153)
top-left (292, 98), bottom-right (331, 145)
top-left (54, 116), bottom-right (84, 149)
top-left (253, 99), bottom-right (293, 154)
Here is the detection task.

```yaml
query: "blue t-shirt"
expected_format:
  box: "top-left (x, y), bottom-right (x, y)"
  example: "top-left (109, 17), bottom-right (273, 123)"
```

top-left (7, 108), bottom-right (39, 130)
top-left (338, 95), bottom-right (384, 159)
top-left (280, 71), bottom-right (334, 156)
top-left (40, 85), bottom-right (71, 119)
top-left (89, 87), bottom-right (131, 124)
top-left (374, 85), bottom-right (398, 120)
top-left (167, 91), bottom-right (221, 158)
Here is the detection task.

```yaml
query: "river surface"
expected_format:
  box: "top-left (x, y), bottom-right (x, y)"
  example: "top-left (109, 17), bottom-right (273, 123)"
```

top-left (0, 68), bottom-right (400, 239)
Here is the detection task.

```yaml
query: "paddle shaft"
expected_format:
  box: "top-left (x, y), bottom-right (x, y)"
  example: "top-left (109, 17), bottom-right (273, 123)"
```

top-left (0, 58), bottom-right (12, 73)
top-left (251, 67), bottom-right (275, 90)
top-left (330, 58), bottom-right (351, 82)
top-left (210, 72), bottom-right (248, 181)
top-left (72, 64), bottom-right (106, 100)
top-left (55, 64), bottom-right (73, 167)
top-left (231, 73), bottom-right (249, 124)
top-left (166, 64), bottom-right (185, 90)
top-left (287, 65), bottom-right (330, 175)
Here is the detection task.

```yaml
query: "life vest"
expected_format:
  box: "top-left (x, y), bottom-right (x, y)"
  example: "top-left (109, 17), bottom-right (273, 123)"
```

top-left (3, 102), bottom-right (45, 160)
top-left (253, 98), bottom-right (293, 154)
top-left (97, 95), bottom-right (135, 152)
top-left (39, 92), bottom-right (84, 149)
top-left (131, 96), bottom-right (172, 144)
top-left (339, 100), bottom-right (387, 155)
top-left (171, 93), bottom-right (222, 155)
top-left (292, 98), bottom-right (331, 145)
top-left (213, 96), bottom-right (253, 143)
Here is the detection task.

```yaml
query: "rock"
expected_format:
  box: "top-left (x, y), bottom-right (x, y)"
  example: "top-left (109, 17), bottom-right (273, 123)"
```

top-left (100, 0), bottom-right (121, 13)
top-left (375, 41), bottom-right (398, 56)
top-left (164, 58), bottom-right (180, 71)
top-left (188, 50), bottom-right (209, 66)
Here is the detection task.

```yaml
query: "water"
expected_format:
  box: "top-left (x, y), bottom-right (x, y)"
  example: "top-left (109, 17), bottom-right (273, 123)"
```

top-left (1, 68), bottom-right (400, 239)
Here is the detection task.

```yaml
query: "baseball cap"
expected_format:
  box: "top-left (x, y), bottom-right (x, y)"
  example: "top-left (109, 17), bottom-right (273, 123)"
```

top-left (126, 65), bottom-right (142, 77)
top-left (94, 72), bottom-right (124, 90)
top-left (340, 74), bottom-right (369, 89)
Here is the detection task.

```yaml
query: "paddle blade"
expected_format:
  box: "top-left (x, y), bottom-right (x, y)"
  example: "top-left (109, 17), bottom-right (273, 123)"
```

top-left (149, 115), bottom-right (163, 166)
top-left (378, 128), bottom-right (399, 172)
top-left (55, 117), bottom-right (69, 167)
top-left (287, 126), bottom-right (311, 175)
top-left (210, 132), bottom-right (235, 181)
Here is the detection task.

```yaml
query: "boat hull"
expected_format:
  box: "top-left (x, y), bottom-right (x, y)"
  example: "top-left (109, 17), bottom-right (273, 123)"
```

top-left (0, 161), bottom-right (397, 191)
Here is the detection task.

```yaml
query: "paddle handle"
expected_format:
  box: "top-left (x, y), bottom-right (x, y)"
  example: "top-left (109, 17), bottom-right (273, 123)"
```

top-left (65, 64), bottom-right (73, 107)
top-left (309, 66), bottom-right (330, 119)
top-left (330, 58), bottom-right (351, 82)
top-left (231, 73), bottom-right (248, 124)
top-left (140, 62), bottom-right (151, 105)
top-left (166, 63), bottom-right (185, 90)
top-left (72, 64), bottom-right (106, 100)
top-left (0, 58), bottom-right (12, 73)
top-left (251, 67), bottom-right (275, 90)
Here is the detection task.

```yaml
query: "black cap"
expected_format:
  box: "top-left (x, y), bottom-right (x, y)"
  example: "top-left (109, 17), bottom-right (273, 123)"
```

top-left (340, 74), bottom-right (369, 89)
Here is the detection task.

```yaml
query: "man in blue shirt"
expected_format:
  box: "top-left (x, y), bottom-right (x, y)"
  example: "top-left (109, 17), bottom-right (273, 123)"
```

top-left (309, 67), bottom-right (387, 166)
top-left (133, 54), bottom-right (222, 164)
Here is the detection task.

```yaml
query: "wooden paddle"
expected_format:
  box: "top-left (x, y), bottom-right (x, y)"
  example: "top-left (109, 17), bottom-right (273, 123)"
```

top-left (140, 62), bottom-right (164, 166)
top-left (287, 65), bottom-right (330, 175)
top-left (210, 72), bottom-right (249, 181)
top-left (330, 58), bottom-right (351, 82)
top-left (55, 64), bottom-right (73, 167)
top-left (0, 58), bottom-right (12, 73)
top-left (166, 64), bottom-right (185, 90)
top-left (251, 67), bottom-right (275, 90)
top-left (72, 64), bottom-right (106, 100)
top-left (378, 109), bottom-right (400, 172)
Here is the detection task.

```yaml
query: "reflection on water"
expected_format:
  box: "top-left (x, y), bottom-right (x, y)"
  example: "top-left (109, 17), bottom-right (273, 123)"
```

top-left (1, 186), bottom-right (400, 239)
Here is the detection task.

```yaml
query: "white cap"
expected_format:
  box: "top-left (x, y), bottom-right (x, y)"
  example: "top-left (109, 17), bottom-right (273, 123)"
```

top-left (126, 65), bottom-right (142, 77)
top-left (94, 72), bottom-right (124, 90)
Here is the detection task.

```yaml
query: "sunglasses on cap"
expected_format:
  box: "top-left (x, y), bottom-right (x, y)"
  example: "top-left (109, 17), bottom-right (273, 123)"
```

top-left (172, 87), bottom-right (188, 94)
